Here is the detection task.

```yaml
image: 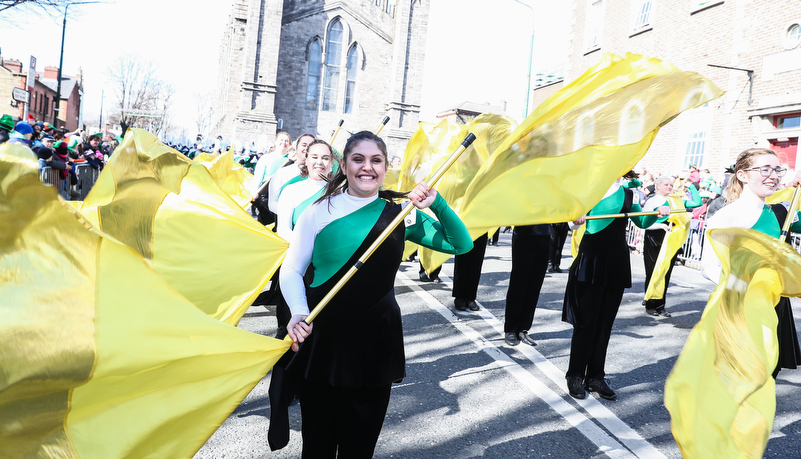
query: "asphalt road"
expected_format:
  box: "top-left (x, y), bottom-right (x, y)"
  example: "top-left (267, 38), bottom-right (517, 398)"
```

top-left (195, 231), bottom-right (801, 458)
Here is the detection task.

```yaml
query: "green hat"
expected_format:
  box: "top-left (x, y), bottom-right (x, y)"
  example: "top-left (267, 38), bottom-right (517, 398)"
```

top-left (0, 115), bottom-right (14, 131)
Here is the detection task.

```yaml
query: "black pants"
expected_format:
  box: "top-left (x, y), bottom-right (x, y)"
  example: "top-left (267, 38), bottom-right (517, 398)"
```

top-left (504, 232), bottom-right (550, 334)
top-left (643, 230), bottom-right (676, 310)
top-left (298, 380), bottom-right (392, 459)
top-left (549, 223), bottom-right (569, 269)
top-left (566, 281), bottom-right (624, 381)
top-left (452, 233), bottom-right (488, 301)
top-left (489, 229), bottom-right (499, 245)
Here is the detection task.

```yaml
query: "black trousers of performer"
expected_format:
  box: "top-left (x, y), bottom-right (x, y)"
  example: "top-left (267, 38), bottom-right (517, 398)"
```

top-left (298, 380), bottom-right (392, 459)
top-left (643, 230), bottom-right (676, 310)
top-left (549, 223), bottom-right (569, 269)
top-left (489, 229), bottom-right (499, 245)
top-left (504, 230), bottom-right (550, 334)
top-left (566, 282), bottom-right (624, 381)
top-left (452, 233), bottom-right (488, 301)
top-left (419, 261), bottom-right (442, 279)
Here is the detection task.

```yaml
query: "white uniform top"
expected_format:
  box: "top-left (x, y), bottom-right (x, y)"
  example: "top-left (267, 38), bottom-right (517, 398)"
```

top-left (700, 191), bottom-right (771, 284)
top-left (275, 178), bottom-right (326, 240)
top-left (642, 194), bottom-right (671, 232)
top-left (280, 192), bottom-right (415, 316)
top-left (268, 164), bottom-right (302, 213)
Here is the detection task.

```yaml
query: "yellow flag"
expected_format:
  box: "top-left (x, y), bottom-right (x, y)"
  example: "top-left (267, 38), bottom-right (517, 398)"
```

top-left (457, 53), bottom-right (723, 237)
top-left (0, 143), bottom-right (291, 458)
top-left (400, 115), bottom-right (516, 274)
top-left (570, 224), bottom-right (585, 258)
top-left (79, 129), bottom-right (287, 325)
top-left (644, 195), bottom-right (690, 300)
top-left (664, 227), bottom-right (801, 458)
top-left (766, 187), bottom-right (796, 205)
top-left (194, 150), bottom-right (254, 209)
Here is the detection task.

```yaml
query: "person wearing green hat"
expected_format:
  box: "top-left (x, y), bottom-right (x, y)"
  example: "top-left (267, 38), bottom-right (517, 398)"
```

top-left (0, 115), bottom-right (14, 144)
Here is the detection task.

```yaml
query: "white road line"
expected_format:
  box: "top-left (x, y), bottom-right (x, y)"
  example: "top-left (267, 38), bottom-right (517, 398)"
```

top-left (398, 272), bottom-right (632, 459)
top-left (397, 271), bottom-right (666, 459)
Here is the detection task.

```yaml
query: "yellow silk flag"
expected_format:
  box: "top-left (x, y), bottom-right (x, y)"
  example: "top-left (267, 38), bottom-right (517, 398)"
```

top-left (457, 53), bottom-right (723, 236)
top-left (194, 150), bottom-right (254, 209)
top-left (398, 116), bottom-right (516, 274)
top-left (664, 228), bottom-right (801, 458)
top-left (0, 143), bottom-right (291, 458)
top-left (766, 187), bottom-right (795, 205)
top-left (570, 224), bottom-right (585, 258)
top-left (644, 195), bottom-right (690, 300)
top-left (79, 129), bottom-right (287, 325)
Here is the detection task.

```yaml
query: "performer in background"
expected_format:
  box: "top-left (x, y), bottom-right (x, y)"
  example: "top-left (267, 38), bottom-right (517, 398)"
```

top-left (641, 176), bottom-right (701, 317)
top-left (548, 222), bottom-right (569, 273)
top-left (269, 133), bottom-right (316, 216)
top-left (281, 131), bottom-right (472, 458)
top-left (564, 172), bottom-right (669, 401)
top-left (451, 233), bottom-right (488, 312)
top-left (275, 139), bottom-right (333, 240)
top-left (701, 148), bottom-right (801, 378)
top-left (504, 224), bottom-right (550, 346)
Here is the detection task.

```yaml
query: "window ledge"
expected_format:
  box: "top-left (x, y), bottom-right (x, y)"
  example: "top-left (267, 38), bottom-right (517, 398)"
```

top-left (691, 1), bottom-right (724, 15)
top-left (629, 26), bottom-right (653, 38)
top-left (583, 46), bottom-right (601, 56)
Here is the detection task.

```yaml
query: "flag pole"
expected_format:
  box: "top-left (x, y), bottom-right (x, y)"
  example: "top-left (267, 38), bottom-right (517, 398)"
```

top-left (375, 116), bottom-right (390, 135)
top-left (780, 185), bottom-right (801, 242)
top-left (329, 119), bottom-right (345, 144)
top-left (583, 208), bottom-right (687, 221)
top-left (299, 132), bottom-right (476, 326)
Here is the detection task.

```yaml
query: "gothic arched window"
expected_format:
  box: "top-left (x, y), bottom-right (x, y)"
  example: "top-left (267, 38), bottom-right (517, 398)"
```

top-left (344, 45), bottom-right (359, 114)
top-left (306, 39), bottom-right (322, 110)
top-left (322, 20), bottom-right (343, 112)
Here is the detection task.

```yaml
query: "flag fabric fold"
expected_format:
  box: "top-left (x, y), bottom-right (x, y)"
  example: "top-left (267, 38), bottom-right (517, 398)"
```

top-left (665, 227), bottom-right (801, 458)
top-left (644, 195), bottom-right (690, 300)
top-left (0, 143), bottom-right (291, 458)
top-left (194, 150), bottom-right (255, 209)
top-left (456, 52), bottom-right (723, 237)
top-left (78, 129), bottom-right (287, 325)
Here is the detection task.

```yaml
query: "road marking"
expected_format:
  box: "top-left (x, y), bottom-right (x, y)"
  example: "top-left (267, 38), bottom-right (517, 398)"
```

top-left (397, 271), bottom-right (666, 459)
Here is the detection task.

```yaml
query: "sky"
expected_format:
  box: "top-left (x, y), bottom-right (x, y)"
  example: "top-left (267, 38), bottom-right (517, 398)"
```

top-left (0, 0), bottom-right (569, 133)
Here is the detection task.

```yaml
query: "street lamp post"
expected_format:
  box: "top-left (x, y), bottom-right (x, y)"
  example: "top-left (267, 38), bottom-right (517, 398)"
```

top-left (511, 0), bottom-right (535, 119)
top-left (53, 1), bottom-right (102, 128)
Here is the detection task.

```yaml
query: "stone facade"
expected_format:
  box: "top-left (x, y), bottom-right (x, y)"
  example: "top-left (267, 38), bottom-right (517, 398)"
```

top-left (540, 0), bottom-right (801, 180)
top-left (212, 0), bottom-right (430, 156)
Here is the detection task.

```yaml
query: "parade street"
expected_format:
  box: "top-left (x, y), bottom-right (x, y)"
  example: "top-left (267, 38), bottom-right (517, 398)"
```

top-left (196, 232), bottom-right (801, 459)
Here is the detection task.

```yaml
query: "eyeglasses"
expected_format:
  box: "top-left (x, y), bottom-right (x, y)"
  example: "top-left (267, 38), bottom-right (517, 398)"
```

top-left (744, 166), bottom-right (787, 177)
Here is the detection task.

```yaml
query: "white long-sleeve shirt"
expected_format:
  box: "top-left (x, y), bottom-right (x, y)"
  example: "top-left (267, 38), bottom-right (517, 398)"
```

top-left (275, 178), bottom-right (326, 240)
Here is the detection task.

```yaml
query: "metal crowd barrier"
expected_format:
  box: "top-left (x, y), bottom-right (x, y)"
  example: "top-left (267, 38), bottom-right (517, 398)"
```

top-left (627, 218), bottom-right (801, 271)
top-left (39, 164), bottom-right (100, 201)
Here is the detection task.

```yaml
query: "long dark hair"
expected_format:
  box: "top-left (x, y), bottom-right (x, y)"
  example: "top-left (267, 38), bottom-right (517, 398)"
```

top-left (316, 131), bottom-right (408, 204)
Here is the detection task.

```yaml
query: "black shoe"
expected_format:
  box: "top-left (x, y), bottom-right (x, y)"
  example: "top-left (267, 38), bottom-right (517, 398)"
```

top-left (552, 266), bottom-right (562, 273)
top-left (519, 331), bottom-right (537, 346)
top-left (465, 300), bottom-right (480, 311)
top-left (431, 276), bottom-right (442, 283)
top-left (645, 308), bottom-right (660, 316)
top-left (584, 378), bottom-right (617, 401)
top-left (419, 272), bottom-right (432, 282)
top-left (504, 332), bottom-right (519, 346)
top-left (454, 298), bottom-right (468, 311)
top-left (547, 266), bottom-right (555, 273)
top-left (566, 376), bottom-right (586, 399)
top-left (656, 308), bottom-right (671, 318)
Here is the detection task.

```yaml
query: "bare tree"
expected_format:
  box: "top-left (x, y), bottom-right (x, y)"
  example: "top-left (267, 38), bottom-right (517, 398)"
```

top-left (106, 54), bottom-right (171, 135)
top-left (193, 91), bottom-right (215, 141)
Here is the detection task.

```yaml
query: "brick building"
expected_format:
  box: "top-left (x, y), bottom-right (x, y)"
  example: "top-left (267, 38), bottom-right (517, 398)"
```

top-left (0, 57), bottom-right (83, 131)
top-left (534, 0), bottom-right (801, 180)
top-left (212, 0), bottom-right (429, 155)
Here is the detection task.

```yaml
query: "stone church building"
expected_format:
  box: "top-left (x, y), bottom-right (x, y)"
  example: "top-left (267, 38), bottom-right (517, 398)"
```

top-left (212, 0), bottom-right (429, 155)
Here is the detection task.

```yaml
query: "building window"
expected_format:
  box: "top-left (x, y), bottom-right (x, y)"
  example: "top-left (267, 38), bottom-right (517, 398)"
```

top-left (776, 113), bottom-right (801, 130)
top-left (306, 39), bottom-right (322, 110)
top-left (322, 20), bottom-right (343, 112)
top-left (344, 46), bottom-right (359, 114)
top-left (584, 0), bottom-right (604, 52)
top-left (784, 23), bottom-right (801, 50)
top-left (375, 0), bottom-right (381, 5)
top-left (385, 0), bottom-right (393, 14)
top-left (631, 0), bottom-right (651, 33)
top-left (574, 112), bottom-right (596, 150)
top-left (619, 101), bottom-right (645, 144)
top-left (679, 103), bottom-right (710, 169)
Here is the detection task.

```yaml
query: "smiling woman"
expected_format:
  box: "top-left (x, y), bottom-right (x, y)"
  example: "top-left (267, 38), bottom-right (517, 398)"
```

top-left (278, 130), bottom-right (472, 458)
top-left (701, 147), bottom-right (801, 378)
